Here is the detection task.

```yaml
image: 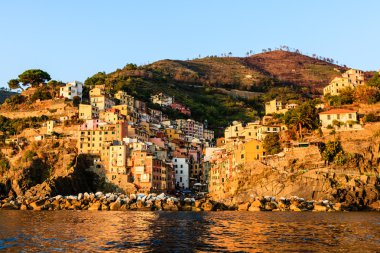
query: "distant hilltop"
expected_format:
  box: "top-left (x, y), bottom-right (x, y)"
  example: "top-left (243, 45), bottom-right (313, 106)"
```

top-left (121, 50), bottom-right (350, 94)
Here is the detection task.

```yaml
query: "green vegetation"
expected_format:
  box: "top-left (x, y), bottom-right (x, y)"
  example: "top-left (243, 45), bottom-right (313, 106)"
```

top-left (4, 94), bottom-right (26, 106)
top-left (363, 113), bottom-right (380, 123)
top-left (18, 69), bottom-right (51, 87)
top-left (84, 72), bottom-right (107, 87)
top-left (8, 79), bottom-right (21, 90)
top-left (0, 115), bottom-right (49, 137)
top-left (263, 133), bottom-right (282, 155)
top-left (84, 72), bottom-right (261, 136)
top-left (319, 140), bottom-right (344, 165)
top-left (367, 72), bottom-right (380, 88)
top-left (0, 152), bottom-right (10, 176)
top-left (353, 85), bottom-right (380, 104)
top-left (283, 101), bottom-right (320, 139)
top-left (31, 86), bottom-right (53, 102)
top-left (324, 88), bottom-right (353, 106)
top-left (8, 69), bottom-right (51, 90)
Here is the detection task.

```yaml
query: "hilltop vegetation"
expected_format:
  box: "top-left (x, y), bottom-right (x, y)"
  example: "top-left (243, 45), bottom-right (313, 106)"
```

top-left (147, 50), bottom-right (346, 93)
top-left (83, 50), bottom-right (347, 134)
top-left (0, 89), bottom-right (18, 104)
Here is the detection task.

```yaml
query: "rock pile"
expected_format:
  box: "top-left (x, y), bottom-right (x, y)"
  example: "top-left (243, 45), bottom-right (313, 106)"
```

top-left (1, 193), bottom-right (379, 211)
top-left (0, 192), bottom-right (219, 211)
top-left (234, 196), bottom-right (380, 212)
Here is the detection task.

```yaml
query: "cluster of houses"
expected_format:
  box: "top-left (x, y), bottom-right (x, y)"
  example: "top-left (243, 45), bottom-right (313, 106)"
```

top-left (59, 84), bottom-right (215, 192)
top-left (204, 69), bottom-right (367, 194)
top-left (151, 92), bottom-right (191, 116)
top-left (323, 69), bottom-right (365, 96)
top-left (37, 69), bottom-right (366, 193)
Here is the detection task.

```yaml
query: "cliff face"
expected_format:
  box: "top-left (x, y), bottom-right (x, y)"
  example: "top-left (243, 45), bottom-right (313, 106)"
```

top-left (212, 144), bottom-right (380, 209)
top-left (0, 140), bottom-right (100, 198)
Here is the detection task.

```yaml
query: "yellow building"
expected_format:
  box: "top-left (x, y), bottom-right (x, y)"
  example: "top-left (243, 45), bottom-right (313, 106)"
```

top-left (113, 104), bottom-right (138, 122)
top-left (90, 95), bottom-right (115, 111)
top-left (265, 99), bottom-right (289, 115)
top-left (224, 121), bottom-right (245, 139)
top-left (165, 128), bottom-right (184, 140)
top-left (323, 69), bottom-right (364, 96)
top-left (115, 91), bottom-right (135, 107)
top-left (99, 109), bottom-right (124, 124)
top-left (79, 104), bottom-right (98, 120)
top-left (46, 120), bottom-right (54, 135)
top-left (78, 122), bottom-right (128, 155)
top-left (244, 139), bottom-right (265, 162)
top-left (89, 87), bottom-right (104, 97)
top-left (89, 87), bottom-right (115, 111)
top-left (240, 122), bottom-right (261, 140)
top-left (224, 121), bottom-right (261, 141)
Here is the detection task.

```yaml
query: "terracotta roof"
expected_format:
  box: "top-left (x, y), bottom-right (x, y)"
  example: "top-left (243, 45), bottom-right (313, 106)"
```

top-left (319, 109), bottom-right (356, 115)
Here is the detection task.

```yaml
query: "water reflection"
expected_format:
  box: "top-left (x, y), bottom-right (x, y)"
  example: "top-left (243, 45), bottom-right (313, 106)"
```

top-left (0, 211), bottom-right (379, 252)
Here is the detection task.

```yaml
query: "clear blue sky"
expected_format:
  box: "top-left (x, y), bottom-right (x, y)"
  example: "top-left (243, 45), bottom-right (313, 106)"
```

top-left (0, 0), bottom-right (379, 87)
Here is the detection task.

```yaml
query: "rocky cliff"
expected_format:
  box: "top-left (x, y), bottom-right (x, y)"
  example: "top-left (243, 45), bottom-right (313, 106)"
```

top-left (212, 144), bottom-right (380, 210)
top-left (0, 140), bottom-right (101, 198)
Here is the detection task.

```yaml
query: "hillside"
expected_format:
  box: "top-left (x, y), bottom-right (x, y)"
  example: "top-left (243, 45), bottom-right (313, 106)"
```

top-left (0, 89), bottom-right (18, 104)
top-left (81, 50), bottom-right (348, 134)
top-left (146, 50), bottom-right (346, 93)
top-left (244, 50), bottom-right (346, 92)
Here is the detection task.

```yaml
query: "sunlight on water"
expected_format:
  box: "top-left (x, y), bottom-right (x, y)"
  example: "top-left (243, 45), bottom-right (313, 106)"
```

top-left (0, 211), bottom-right (379, 252)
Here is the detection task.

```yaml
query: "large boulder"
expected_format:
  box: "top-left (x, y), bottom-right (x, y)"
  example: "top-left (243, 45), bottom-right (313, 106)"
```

top-left (289, 204), bottom-right (301, 212)
top-left (88, 202), bottom-right (101, 211)
top-left (264, 201), bottom-right (278, 211)
top-left (29, 199), bottom-right (46, 211)
top-left (1, 202), bottom-right (18, 210)
top-left (313, 204), bottom-right (328, 212)
top-left (109, 201), bottom-right (121, 211)
top-left (238, 202), bottom-right (250, 211)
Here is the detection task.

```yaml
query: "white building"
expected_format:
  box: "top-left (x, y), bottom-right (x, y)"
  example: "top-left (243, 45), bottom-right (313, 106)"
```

top-left (151, 93), bottom-right (174, 106)
top-left (109, 144), bottom-right (128, 174)
top-left (60, 81), bottom-right (83, 100)
top-left (256, 125), bottom-right (282, 141)
top-left (172, 157), bottom-right (189, 189)
top-left (319, 109), bottom-right (358, 128)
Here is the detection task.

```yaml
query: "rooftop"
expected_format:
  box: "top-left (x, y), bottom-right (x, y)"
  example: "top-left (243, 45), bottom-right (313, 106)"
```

top-left (319, 109), bottom-right (356, 115)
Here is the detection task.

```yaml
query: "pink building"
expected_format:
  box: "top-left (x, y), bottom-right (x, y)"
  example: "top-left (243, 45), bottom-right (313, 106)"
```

top-left (80, 119), bottom-right (104, 130)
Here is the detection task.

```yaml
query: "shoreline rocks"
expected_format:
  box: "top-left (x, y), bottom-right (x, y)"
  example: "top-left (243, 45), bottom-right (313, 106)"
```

top-left (0, 193), bottom-right (379, 212)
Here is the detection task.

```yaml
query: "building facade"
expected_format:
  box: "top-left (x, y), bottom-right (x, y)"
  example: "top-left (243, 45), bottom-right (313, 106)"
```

top-left (60, 81), bottom-right (83, 100)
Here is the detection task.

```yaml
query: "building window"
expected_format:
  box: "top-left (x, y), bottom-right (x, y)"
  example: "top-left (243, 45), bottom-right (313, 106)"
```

top-left (180, 170), bottom-right (183, 174)
top-left (337, 114), bottom-right (340, 120)
top-left (327, 115), bottom-right (331, 120)
top-left (349, 114), bottom-right (352, 119)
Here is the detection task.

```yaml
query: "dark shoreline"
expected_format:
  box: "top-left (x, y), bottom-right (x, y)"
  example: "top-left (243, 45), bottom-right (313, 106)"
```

top-left (1, 192), bottom-right (379, 212)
